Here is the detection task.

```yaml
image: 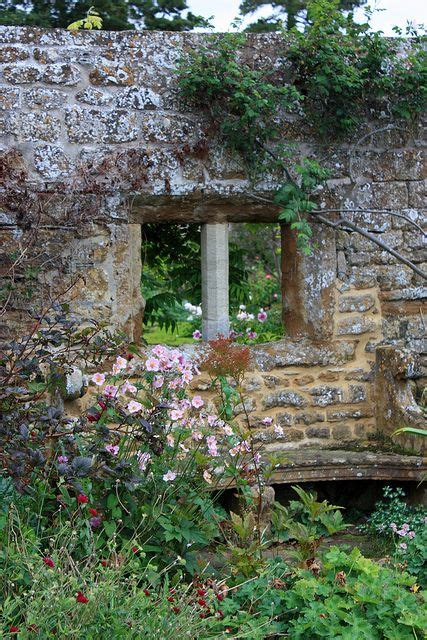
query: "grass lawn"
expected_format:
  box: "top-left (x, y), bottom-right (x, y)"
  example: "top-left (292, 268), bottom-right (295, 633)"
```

top-left (143, 322), bottom-right (197, 346)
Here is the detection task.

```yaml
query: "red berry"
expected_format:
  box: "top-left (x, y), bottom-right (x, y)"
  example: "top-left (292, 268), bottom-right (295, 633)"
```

top-left (88, 508), bottom-right (98, 516)
top-left (42, 556), bottom-right (54, 568)
top-left (172, 606), bottom-right (181, 614)
top-left (167, 596), bottom-right (174, 602)
top-left (217, 592), bottom-right (224, 601)
top-left (199, 613), bottom-right (206, 619)
top-left (131, 546), bottom-right (138, 553)
top-left (197, 589), bottom-right (206, 596)
top-left (197, 599), bottom-right (207, 607)
top-left (143, 589), bottom-right (150, 597)
top-left (77, 494), bottom-right (88, 504)
top-left (101, 560), bottom-right (107, 567)
top-left (9, 627), bottom-right (19, 633)
top-left (76, 591), bottom-right (89, 604)
top-left (98, 401), bottom-right (107, 410)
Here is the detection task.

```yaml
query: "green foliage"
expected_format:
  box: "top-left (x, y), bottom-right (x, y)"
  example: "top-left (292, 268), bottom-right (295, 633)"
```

top-left (0, 0), bottom-right (209, 31)
top-left (288, 0), bottom-right (427, 136)
top-left (361, 485), bottom-right (426, 537)
top-left (67, 6), bottom-right (102, 30)
top-left (240, 0), bottom-right (366, 31)
top-left (284, 546), bottom-right (426, 639)
top-left (271, 485), bottom-right (349, 560)
top-left (178, 33), bottom-right (301, 171)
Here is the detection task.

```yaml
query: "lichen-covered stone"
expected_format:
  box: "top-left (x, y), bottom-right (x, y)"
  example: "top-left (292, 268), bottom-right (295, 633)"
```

top-left (24, 87), bottom-right (67, 109)
top-left (0, 45), bottom-right (29, 62)
top-left (115, 86), bottom-right (162, 110)
top-left (310, 386), bottom-right (343, 406)
top-left (262, 390), bottom-right (308, 409)
top-left (64, 106), bottom-right (138, 143)
top-left (9, 111), bottom-right (60, 142)
top-left (294, 375), bottom-right (315, 386)
top-left (338, 294), bottom-right (375, 313)
top-left (337, 316), bottom-right (377, 335)
top-left (252, 339), bottom-right (357, 370)
top-left (332, 424), bottom-right (354, 440)
top-left (295, 411), bottom-right (325, 425)
top-left (276, 412), bottom-right (294, 426)
top-left (306, 426), bottom-right (330, 438)
top-left (318, 370), bottom-right (341, 382)
top-left (75, 87), bottom-right (113, 106)
top-left (34, 144), bottom-right (70, 179)
top-left (326, 408), bottom-right (373, 422)
top-left (348, 384), bottom-right (368, 404)
top-left (89, 61), bottom-right (135, 86)
top-left (262, 375), bottom-right (281, 388)
top-left (3, 64), bottom-right (41, 83)
top-left (0, 87), bottom-right (19, 110)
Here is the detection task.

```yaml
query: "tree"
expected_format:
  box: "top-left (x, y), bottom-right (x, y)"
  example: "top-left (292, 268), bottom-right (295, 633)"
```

top-left (240, 0), bottom-right (366, 31)
top-left (0, 0), bottom-right (210, 31)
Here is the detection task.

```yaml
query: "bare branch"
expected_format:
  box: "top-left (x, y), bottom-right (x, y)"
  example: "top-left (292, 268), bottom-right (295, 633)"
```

top-left (310, 212), bottom-right (427, 281)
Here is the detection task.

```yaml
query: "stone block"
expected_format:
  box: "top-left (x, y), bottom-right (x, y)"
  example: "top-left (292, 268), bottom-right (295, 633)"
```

top-left (327, 408), bottom-right (373, 421)
top-left (318, 370), bottom-right (340, 382)
top-left (3, 64), bottom-right (41, 83)
top-left (338, 293), bottom-right (376, 313)
top-left (350, 182), bottom-right (408, 211)
top-left (332, 424), bottom-right (353, 440)
top-left (24, 87), bottom-right (67, 109)
top-left (348, 384), bottom-right (368, 403)
top-left (65, 106), bottom-right (138, 143)
top-left (344, 368), bottom-right (374, 382)
top-left (262, 390), bottom-right (308, 409)
top-left (75, 87), bottom-right (113, 106)
top-left (262, 375), bottom-right (281, 388)
top-left (375, 265), bottom-right (413, 291)
top-left (348, 267), bottom-right (378, 289)
top-left (295, 411), bottom-right (325, 425)
top-left (251, 339), bottom-right (357, 370)
top-left (306, 426), bottom-right (330, 438)
top-left (293, 375), bottom-right (315, 386)
top-left (89, 61), bottom-right (135, 85)
top-left (0, 87), bottom-right (19, 110)
top-left (115, 86), bottom-right (162, 110)
top-left (352, 150), bottom-right (424, 181)
top-left (0, 45), bottom-right (29, 62)
top-left (140, 112), bottom-right (201, 144)
top-left (407, 183), bottom-right (426, 210)
top-left (233, 397), bottom-right (256, 415)
top-left (34, 144), bottom-right (71, 179)
top-left (276, 412), bottom-right (294, 426)
top-left (310, 386), bottom-right (343, 406)
top-left (9, 111), bottom-right (60, 142)
top-left (337, 316), bottom-right (377, 335)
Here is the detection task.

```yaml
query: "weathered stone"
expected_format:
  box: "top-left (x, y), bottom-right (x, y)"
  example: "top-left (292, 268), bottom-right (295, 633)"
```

top-left (9, 112), bottom-right (60, 142)
top-left (375, 265), bottom-right (413, 291)
top-left (348, 384), bottom-right (368, 404)
top-left (276, 412), bottom-right (294, 426)
top-left (0, 45), bottom-right (29, 62)
top-left (344, 368), bottom-right (374, 382)
top-left (407, 184), bottom-right (425, 210)
top-left (262, 390), bottom-right (308, 409)
top-left (64, 106), bottom-right (138, 143)
top-left (306, 426), bottom-right (330, 438)
top-left (294, 375), bottom-right (315, 386)
top-left (352, 150), bottom-right (424, 181)
top-left (327, 408), bottom-right (373, 422)
top-left (140, 112), bottom-right (202, 144)
top-left (337, 316), bottom-right (377, 335)
top-left (0, 87), bottom-right (19, 110)
top-left (262, 375), bottom-right (281, 388)
top-left (348, 267), bottom-right (378, 289)
top-left (89, 61), bottom-right (135, 86)
top-left (61, 366), bottom-right (86, 400)
top-left (24, 87), bottom-right (67, 109)
top-left (251, 339), bottom-right (357, 371)
top-left (3, 65), bottom-right (41, 83)
top-left (338, 294), bottom-right (375, 313)
top-left (242, 377), bottom-right (262, 392)
top-left (233, 397), bottom-right (256, 416)
top-left (295, 411), bottom-right (325, 425)
top-left (318, 371), bottom-right (340, 382)
top-left (332, 424), bottom-right (354, 440)
top-left (115, 86), bottom-right (162, 110)
top-left (310, 386), bottom-right (343, 407)
top-left (75, 87), bottom-right (113, 106)
top-left (34, 144), bottom-right (71, 179)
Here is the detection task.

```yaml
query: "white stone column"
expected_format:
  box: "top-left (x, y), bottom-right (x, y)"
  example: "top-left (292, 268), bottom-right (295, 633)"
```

top-left (201, 223), bottom-right (229, 341)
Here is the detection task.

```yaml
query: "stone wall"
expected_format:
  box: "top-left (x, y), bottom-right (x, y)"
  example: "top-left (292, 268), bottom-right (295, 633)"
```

top-left (1, 27), bottom-right (425, 454)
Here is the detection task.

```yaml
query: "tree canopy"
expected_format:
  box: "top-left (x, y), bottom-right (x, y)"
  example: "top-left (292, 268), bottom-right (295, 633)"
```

top-left (0, 0), bottom-right (210, 30)
top-left (239, 0), bottom-right (366, 31)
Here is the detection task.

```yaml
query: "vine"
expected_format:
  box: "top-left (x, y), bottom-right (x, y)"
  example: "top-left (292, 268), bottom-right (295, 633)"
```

top-left (177, 0), bottom-right (426, 268)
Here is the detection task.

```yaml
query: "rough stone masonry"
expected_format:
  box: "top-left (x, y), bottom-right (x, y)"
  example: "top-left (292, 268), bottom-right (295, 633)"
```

top-left (0, 27), bottom-right (425, 457)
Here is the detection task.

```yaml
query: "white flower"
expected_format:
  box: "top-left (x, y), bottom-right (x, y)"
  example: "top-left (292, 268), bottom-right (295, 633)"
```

top-left (115, 356), bottom-right (127, 370)
top-left (137, 451), bottom-right (151, 471)
top-left (274, 424), bottom-right (284, 437)
top-left (203, 470), bottom-right (212, 484)
top-left (191, 395), bottom-right (204, 409)
top-left (163, 470), bottom-right (177, 482)
top-left (145, 357), bottom-right (160, 372)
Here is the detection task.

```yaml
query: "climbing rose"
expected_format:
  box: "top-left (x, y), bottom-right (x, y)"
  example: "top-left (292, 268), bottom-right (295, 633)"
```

top-left (163, 470), bottom-right (177, 482)
top-left (76, 591), bottom-right (89, 603)
top-left (127, 400), bottom-right (143, 414)
top-left (257, 309), bottom-right (268, 322)
top-left (42, 556), bottom-right (54, 568)
top-left (77, 494), bottom-right (88, 504)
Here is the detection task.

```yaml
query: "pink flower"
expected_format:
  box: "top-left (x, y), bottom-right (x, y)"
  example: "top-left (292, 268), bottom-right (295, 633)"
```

top-left (115, 356), bottom-right (128, 371)
top-left (191, 395), bottom-right (204, 409)
top-left (170, 408), bottom-right (184, 421)
top-left (166, 433), bottom-right (175, 447)
top-left (91, 372), bottom-right (105, 386)
top-left (58, 455), bottom-right (68, 463)
top-left (257, 309), bottom-right (268, 323)
top-left (77, 494), bottom-right (88, 504)
top-left (104, 385), bottom-right (118, 398)
top-left (163, 470), bottom-right (177, 482)
top-left (274, 424), bottom-right (284, 437)
top-left (265, 274), bottom-right (272, 279)
top-left (223, 425), bottom-right (233, 436)
top-left (273, 293), bottom-right (278, 299)
top-left (207, 415), bottom-right (217, 426)
top-left (262, 417), bottom-right (273, 425)
top-left (247, 330), bottom-right (257, 340)
top-left (121, 381), bottom-right (137, 394)
top-left (152, 375), bottom-right (164, 388)
top-left (399, 542), bottom-right (407, 550)
top-left (193, 330), bottom-right (202, 340)
top-left (207, 435), bottom-right (218, 457)
top-left (192, 430), bottom-right (203, 441)
top-left (145, 357), bottom-right (160, 372)
top-left (152, 345), bottom-right (166, 358)
top-left (408, 531), bottom-right (416, 539)
top-left (137, 451), bottom-right (151, 471)
top-left (127, 400), bottom-right (143, 414)
top-left (203, 470), bottom-right (212, 484)
top-left (105, 444), bottom-right (119, 456)
top-left (181, 370), bottom-right (193, 383)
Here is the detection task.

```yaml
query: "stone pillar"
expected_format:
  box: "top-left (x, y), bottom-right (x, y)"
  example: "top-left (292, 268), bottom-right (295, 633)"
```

top-left (201, 223), bottom-right (229, 341)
